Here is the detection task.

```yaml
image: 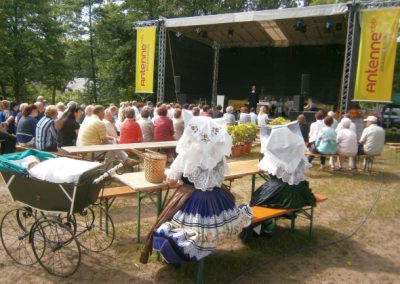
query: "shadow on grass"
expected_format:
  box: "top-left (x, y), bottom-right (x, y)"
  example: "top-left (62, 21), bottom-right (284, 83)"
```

top-left (154, 226), bottom-right (400, 284)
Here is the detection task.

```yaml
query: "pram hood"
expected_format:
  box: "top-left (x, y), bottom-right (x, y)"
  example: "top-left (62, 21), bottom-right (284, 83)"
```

top-left (0, 149), bottom-right (57, 174)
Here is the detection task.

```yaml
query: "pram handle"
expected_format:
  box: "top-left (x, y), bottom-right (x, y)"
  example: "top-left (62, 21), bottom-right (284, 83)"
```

top-left (93, 163), bottom-right (124, 184)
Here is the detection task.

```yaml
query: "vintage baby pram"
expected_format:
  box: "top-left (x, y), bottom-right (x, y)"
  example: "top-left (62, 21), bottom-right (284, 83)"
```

top-left (0, 149), bottom-right (121, 277)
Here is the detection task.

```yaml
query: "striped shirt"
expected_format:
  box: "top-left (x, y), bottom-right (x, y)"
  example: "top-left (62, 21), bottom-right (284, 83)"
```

top-left (35, 117), bottom-right (57, 150)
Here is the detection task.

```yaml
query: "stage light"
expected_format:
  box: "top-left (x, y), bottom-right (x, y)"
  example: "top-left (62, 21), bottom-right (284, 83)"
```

top-left (295, 19), bottom-right (306, 33)
top-left (228, 29), bottom-right (234, 37)
top-left (324, 19), bottom-right (333, 32)
top-left (335, 23), bottom-right (342, 31)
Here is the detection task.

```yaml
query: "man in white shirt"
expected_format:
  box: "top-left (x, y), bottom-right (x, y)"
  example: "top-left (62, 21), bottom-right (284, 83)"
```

top-left (309, 111), bottom-right (325, 144)
top-left (359, 116), bottom-right (385, 155)
top-left (249, 107), bottom-right (258, 124)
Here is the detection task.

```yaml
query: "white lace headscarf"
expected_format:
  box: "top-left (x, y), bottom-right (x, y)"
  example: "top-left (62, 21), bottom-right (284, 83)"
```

top-left (259, 121), bottom-right (311, 185)
top-left (167, 113), bottom-right (232, 191)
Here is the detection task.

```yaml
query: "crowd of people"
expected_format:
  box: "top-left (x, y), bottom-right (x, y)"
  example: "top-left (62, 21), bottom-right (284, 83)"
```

top-left (297, 110), bottom-right (385, 170)
top-left (0, 97), bottom-right (273, 158)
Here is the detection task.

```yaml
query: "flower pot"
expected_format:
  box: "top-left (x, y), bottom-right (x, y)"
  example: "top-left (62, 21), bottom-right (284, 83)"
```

top-left (231, 146), bottom-right (242, 157)
top-left (243, 142), bottom-right (252, 154)
top-left (239, 145), bottom-right (246, 155)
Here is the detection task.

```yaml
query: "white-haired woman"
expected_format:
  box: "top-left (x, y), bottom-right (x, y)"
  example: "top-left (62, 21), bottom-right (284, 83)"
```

top-left (257, 106), bottom-right (269, 127)
top-left (223, 106), bottom-right (236, 125)
top-left (140, 116), bottom-right (252, 264)
top-left (335, 117), bottom-right (358, 170)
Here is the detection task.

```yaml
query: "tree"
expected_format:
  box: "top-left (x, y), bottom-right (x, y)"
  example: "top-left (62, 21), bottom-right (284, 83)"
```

top-left (0, 0), bottom-right (69, 102)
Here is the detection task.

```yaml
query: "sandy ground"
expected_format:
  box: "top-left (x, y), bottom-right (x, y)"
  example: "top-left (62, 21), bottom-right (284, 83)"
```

top-left (0, 148), bottom-right (399, 283)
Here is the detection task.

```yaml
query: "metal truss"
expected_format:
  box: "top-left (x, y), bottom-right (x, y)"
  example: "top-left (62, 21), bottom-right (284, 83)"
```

top-left (211, 41), bottom-right (220, 109)
top-left (157, 20), bottom-right (166, 103)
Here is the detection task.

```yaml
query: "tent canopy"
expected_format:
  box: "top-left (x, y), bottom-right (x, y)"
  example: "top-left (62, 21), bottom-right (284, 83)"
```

top-left (164, 4), bottom-right (349, 48)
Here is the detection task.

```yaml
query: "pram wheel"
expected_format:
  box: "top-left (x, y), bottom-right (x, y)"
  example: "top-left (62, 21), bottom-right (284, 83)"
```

top-left (0, 207), bottom-right (38, 265)
top-left (31, 218), bottom-right (81, 277)
top-left (74, 205), bottom-right (115, 252)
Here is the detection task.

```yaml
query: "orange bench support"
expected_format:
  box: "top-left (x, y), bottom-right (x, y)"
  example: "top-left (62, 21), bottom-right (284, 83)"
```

top-left (251, 193), bottom-right (328, 239)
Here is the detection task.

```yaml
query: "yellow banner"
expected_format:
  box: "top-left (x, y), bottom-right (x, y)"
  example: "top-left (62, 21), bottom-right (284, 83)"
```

top-left (228, 100), bottom-right (247, 111)
top-left (354, 8), bottom-right (400, 102)
top-left (135, 27), bottom-right (156, 93)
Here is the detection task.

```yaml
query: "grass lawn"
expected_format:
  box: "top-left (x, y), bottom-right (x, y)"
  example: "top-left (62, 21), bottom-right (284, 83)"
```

top-left (0, 145), bottom-right (399, 283)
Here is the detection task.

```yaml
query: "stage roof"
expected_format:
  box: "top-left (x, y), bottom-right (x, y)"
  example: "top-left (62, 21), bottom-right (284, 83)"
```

top-left (164, 4), bottom-right (349, 48)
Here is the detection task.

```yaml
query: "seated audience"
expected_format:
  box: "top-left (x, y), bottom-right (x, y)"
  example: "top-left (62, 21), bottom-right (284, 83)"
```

top-left (224, 106), bottom-right (236, 126)
top-left (335, 117), bottom-right (358, 170)
top-left (138, 108), bottom-right (154, 142)
top-left (309, 116), bottom-right (337, 170)
top-left (359, 116), bottom-right (385, 155)
top-left (154, 105), bottom-right (174, 142)
top-left (77, 105), bottom-right (138, 166)
top-left (56, 104), bottom-right (82, 149)
top-left (257, 106), bottom-right (268, 127)
top-left (35, 105), bottom-right (58, 151)
top-left (120, 108), bottom-right (142, 144)
top-left (200, 105), bottom-right (212, 117)
top-left (297, 114), bottom-right (309, 144)
top-left (327, 111), bottom-right (339, 129)
top-left (212, 105), bottom-right (223, 118)
top-left (34, 102), bottom-right (45, 121)
top-left (16, 104), bottom-right (38, 146)
top-left (239, 106), bottom-right (251, 124)
top-left (173, 108), bottom-right (184, 141)
top-left (192, 107), bottom-right (200, 117)
top-left (0, 123), bottom-right (17, 154)
top-left (103, 108), bottom-right (118, 140)
top-left (249, 107), bottom-right (258, 124)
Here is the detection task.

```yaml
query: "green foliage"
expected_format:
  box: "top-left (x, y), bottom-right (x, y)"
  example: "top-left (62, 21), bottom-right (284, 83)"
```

top-left (228, 123), bottom-right (258, 145)
top-left (268, 116), bottom-right (291, 125)
top-left (0, 0), bottom-right (301, 104)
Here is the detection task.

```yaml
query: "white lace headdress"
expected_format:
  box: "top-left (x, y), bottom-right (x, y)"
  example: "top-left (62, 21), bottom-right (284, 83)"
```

top-left (167, 115), bottom-right (232, 190)
top-left (259, 121), bottom-right (311, 185)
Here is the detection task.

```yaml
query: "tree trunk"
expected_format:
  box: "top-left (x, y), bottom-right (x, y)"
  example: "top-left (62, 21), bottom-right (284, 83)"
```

top-left (52, 85), bottom-right (56, 105)
top-left (88, 2), bottom-right (98, 103)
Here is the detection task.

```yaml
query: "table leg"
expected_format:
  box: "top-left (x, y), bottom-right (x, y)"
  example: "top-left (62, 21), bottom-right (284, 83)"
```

top-left (137, 192), bottom-right (142, 242)
top-left (251, 174), bottom-right (256, 197)
top-left (157, 190), bottom-right (162, 216)
top-left (196, 259), bottom-right (205, 284)
top-left (309, 207), bottom-right (314, 240)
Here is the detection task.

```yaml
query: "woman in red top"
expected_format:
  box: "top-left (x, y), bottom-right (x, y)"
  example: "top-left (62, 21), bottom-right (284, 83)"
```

top-left (120, 108), bottom-right (142, 144)
top-left (153, 105), bottom-right (174, 141)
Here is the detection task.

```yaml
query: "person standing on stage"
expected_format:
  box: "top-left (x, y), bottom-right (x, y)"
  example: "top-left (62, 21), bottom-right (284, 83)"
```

top-left (248, 85), bottom-right (259, 110)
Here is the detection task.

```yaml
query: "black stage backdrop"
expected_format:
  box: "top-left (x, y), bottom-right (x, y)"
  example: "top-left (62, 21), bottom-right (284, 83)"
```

top-left (165, 32), bottom-right (345, 106)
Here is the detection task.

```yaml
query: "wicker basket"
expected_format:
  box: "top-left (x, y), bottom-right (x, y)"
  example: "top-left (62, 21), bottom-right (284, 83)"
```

top-left (143, 151), bottom-right (167, 183)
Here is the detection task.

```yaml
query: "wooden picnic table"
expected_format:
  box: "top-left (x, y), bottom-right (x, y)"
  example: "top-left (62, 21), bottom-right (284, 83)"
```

top-left (112, 159), bottom-right (268, 242)
top-left (113, 171), bottom-right (178, 242)
top-left (61, 141), bottom-right (178, 155)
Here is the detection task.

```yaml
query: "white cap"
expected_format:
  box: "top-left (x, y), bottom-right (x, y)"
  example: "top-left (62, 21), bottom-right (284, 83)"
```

top-left (328, 111), bottom-right (335, 117)
top-left (364, 116), bottom-right (378, 123)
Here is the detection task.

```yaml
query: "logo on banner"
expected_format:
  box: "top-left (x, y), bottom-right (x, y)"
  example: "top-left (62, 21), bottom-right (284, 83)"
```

top-left (135, 27), bottom-right (156, 94)
top-left (354, 8), bottom-right (400, 102)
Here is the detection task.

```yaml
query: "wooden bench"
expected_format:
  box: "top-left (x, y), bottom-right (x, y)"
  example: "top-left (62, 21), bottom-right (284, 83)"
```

top-left (251, 193), bottom-right (328, 239)
top-left (304, 151), bottom-right (379, 172)
top-left (194, 194), bottom-right (328, 284)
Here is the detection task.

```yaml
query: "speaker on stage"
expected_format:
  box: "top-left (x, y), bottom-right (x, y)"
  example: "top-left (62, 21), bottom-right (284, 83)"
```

top-left (293, 95), bottom-right (304, 111)
top-left (301, 74), bottom-right (310, 97)
top-left (174, 76), bottom-right (181, 94)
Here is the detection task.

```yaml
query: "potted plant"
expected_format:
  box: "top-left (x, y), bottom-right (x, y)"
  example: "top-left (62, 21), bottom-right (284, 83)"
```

top-left (239, 123), bottom-right (258, 154)
top-left (228, 125), bottom-right (244, 157)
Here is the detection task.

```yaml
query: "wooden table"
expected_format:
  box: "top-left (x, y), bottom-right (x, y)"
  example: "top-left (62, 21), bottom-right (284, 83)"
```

top-left (114, 171), bottom-right (177, 242)
top-left (61, 141), bottom-right (178, 155)
top-left (225, 159), bottom-right (269, 195)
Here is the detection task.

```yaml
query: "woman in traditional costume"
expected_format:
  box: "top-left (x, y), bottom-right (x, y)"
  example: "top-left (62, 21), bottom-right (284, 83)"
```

top-left (140, 115), bottom-right (252, 264)
top-left (251, 121), bottom-right (316, 209)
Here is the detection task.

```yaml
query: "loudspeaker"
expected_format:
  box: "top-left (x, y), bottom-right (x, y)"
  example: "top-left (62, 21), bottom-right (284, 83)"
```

top-left (300, 74), bottom-right (310, 96)
top-left (174, 76), bottom-right (181, 94)
top-left (293, 95), bottom-right (303, 111)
